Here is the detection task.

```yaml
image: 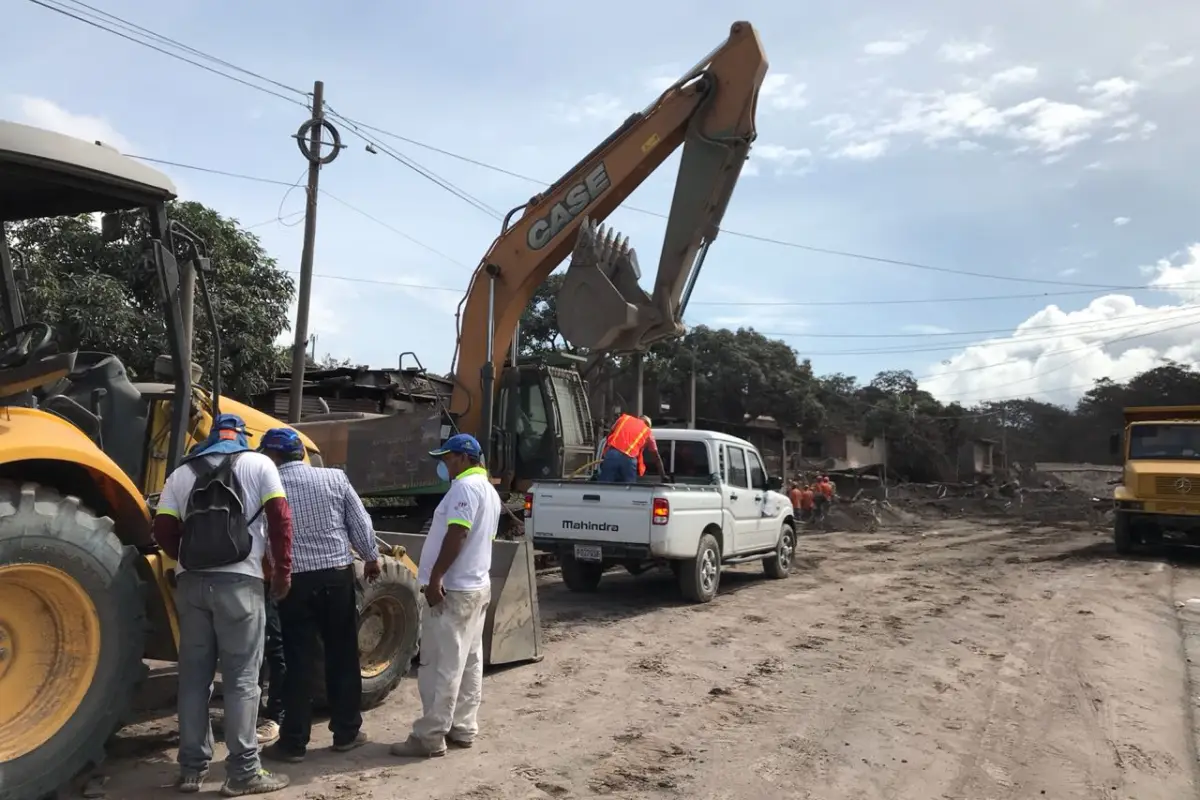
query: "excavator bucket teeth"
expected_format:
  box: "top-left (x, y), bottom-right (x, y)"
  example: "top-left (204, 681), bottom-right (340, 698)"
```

top-left (558, 217), bottom-right (664, 352)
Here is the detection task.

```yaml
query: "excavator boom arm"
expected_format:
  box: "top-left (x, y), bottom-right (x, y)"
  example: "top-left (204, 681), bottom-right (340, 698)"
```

top-left (451, 20), bottom-right (767, 435)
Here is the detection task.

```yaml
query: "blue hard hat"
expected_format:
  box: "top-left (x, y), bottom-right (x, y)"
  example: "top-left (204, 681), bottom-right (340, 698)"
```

top-left (429, 433), bottom-right (482, 458)
top-left (260, 427), bottom-right (304, 454)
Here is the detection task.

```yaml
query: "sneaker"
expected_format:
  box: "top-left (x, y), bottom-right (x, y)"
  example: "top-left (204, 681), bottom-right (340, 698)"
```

top-left (331, 730), bottom-right (369, 752)
top-left (176, 769), bottom-right (208, 793)
top-left (256, 720), bottom-right (280, 747)
top-left (446, 736), bottom-right (474, 749)
top-left (261, 743), bottom-right (305, 763)
top-left (389, 736), bottom-right (446, 758)
top-left (220, 769), bottom-right (290, 797)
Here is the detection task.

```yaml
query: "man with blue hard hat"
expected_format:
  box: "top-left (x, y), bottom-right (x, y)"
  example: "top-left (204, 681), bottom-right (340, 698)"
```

top-left (153, 413), bottom-right (294, 795)
top-left (390, 432), bottom-right (500, 759)
top-left (256, 427), bottom-right (381, 765)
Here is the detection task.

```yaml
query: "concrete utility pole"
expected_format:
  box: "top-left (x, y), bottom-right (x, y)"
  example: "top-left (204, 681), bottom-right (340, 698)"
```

top-left (287, 81), bottom-right (342, 423)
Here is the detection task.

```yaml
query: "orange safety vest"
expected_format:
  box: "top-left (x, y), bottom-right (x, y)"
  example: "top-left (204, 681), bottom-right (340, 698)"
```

top-left (605, 414), bottom-right (652, 477)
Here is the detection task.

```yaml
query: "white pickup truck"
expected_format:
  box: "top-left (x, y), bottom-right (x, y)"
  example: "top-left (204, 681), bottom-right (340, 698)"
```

top-left (526, 429), bottom-right (796, 603)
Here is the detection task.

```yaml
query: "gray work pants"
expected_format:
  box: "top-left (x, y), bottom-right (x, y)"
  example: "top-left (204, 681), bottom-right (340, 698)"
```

top-left (175, 571), bottom-right (266, 782)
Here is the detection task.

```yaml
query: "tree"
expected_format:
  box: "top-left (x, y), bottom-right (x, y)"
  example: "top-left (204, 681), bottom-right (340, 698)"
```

top-left (10, 201), bottom-right (295, 398)
top-left (519, 274), bottom-right (576, 355)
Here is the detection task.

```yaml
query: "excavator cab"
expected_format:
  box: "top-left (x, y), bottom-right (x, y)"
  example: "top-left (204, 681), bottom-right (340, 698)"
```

top-left (492, 358), bottom-right (596, 483)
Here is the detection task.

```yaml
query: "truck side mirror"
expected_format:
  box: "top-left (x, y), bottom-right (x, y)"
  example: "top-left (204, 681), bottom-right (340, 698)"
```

top-left (766, 475), bottom-right (782, 492)
top-left (1109, 432), bottom-right (1120, 456)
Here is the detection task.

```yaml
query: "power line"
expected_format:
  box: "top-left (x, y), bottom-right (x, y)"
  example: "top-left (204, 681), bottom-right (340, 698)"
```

top-left (57, 0), bottom-right (309, 98)
top-left (123, 155), bottom-right (1200, 311)
top-left (325, 110), bottom-right (504, 222)
top-left (757, 304), bottom-right (1195, 340)
top-left (27, 0), bottom-right (308, 106)
top-left (28, 0), bottom-right (1170, 293)
top-left (917, 306), bottom-right (1200, 386)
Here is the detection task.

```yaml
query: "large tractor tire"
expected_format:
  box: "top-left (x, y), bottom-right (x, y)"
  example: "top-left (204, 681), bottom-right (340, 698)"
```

top-left (0, 481), bottom-right (146, 800)
top-left (311, 555), bottom-right (421, 710)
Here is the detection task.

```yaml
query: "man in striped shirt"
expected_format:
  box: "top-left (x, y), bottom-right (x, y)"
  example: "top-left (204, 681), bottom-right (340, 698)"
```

top-left (256, 428), bottom-right (381, 764)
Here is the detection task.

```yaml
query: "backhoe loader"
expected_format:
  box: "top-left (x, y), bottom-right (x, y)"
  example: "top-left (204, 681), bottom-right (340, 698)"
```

top-left (294, 20), bottom-right (767, 663)
top-left (0, 122), bottom-right (421, 800)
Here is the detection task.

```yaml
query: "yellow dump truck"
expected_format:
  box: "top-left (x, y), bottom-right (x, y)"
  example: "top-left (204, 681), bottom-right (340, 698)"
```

top-left (1111, 405), bottom-right (1200, 553)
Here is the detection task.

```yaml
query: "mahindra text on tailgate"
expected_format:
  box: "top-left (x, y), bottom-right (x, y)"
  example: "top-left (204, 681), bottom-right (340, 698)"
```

top-left (531, 486), bottom-right (655, 546)
top-left (1120, 421), bottom-right (1200, 515)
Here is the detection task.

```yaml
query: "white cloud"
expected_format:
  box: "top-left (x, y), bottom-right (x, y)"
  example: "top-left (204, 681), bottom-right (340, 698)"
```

top-left (557, 93), bottom-right (624, 125)
top-left (938, 41), bottom-right (993, 64)
top-left (984, 65), bottom-right (1039, 90)
top-left (921, 245), bottom-right (1200, 406)
top-left (834, 139), bottom-right (890, 161)
top-left (760, 73), bottom-right (808, 111)
top-left (749, 143), bottom-right (814, 176)
top-left (903, 324), bottom-right (954, 334)
top-left (9, 95), bottom-right (133, 152)
top-left (1113, 216), bottom-right (1131, 226)
top-left (863, 32), bottom-right (925, 57)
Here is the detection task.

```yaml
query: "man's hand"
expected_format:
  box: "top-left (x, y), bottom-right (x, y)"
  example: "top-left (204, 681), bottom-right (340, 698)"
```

top-left (423, 577), bottom-right (446, 607)
top-left (364, 559), bottom-right (381, 582)
top-left (269, 571), bottom-right (291, 602)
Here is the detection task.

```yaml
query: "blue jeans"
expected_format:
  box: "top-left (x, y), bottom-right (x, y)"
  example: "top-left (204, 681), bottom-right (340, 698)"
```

top-left (597, 448), bottom-right (638, 482)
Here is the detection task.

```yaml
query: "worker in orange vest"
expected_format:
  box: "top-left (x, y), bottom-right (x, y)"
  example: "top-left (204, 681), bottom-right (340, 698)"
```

top-left (597, 413), bottom-right (666, 483)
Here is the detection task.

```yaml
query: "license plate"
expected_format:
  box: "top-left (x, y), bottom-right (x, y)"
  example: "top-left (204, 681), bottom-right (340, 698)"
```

top-left (574, 545), bottom-right (603, 562)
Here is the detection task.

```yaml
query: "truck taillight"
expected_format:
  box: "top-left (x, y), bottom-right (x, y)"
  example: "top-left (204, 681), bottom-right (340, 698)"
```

top-left (652, 497), bottom-right (669, 525)
top-left (523, 493), bottom-right (533, 518)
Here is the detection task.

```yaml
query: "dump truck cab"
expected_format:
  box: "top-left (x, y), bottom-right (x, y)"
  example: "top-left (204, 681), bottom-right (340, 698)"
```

top-left (1110, 405), bottom-right (1200, 553)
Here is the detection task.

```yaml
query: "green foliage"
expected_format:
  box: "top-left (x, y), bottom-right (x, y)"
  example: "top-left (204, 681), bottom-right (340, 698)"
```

top-left (9, 201), bottom-right (295, 398)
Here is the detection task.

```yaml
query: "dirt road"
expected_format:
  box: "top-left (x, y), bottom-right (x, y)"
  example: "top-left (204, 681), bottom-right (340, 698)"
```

top-left (98, 520), bottom-right (1200, 799)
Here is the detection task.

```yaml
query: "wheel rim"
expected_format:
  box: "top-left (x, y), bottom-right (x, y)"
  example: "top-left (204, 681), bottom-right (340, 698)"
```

top-left (0, 563), bottom-right (101, 762)
top-left (358, 595), bottom-right (409, 679)
top-left (699, 548), bottom-right (719, 594)
top-left (779, 530), bottom-right (795, 568)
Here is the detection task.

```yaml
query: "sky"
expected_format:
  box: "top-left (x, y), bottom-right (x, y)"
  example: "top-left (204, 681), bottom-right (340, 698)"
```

top-left (7, 0), bottom-right (1200, 408)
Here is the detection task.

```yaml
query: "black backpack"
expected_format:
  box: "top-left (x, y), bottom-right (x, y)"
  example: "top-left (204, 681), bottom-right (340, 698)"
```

top-left (178, 452), bottom-right (265, 571)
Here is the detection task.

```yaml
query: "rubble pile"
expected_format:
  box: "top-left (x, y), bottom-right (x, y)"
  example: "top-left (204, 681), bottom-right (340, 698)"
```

top-left (822, 475), bottom-right (1108, 531)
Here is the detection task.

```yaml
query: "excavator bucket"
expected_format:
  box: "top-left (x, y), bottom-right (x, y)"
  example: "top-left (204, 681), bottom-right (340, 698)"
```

top-left (377, 530), bottom-right (544, 667)
top-left (557, 217), bottom-right (685, 353)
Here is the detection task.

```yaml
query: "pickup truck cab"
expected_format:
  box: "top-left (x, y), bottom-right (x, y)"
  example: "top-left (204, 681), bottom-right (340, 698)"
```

top-left (527, 429), bottom-right (796, 603)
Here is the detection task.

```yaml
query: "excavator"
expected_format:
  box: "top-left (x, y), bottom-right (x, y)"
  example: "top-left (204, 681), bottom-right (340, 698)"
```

top-left (0, 124), bottom-right (424, 800)
top-left (293, 19), bottom-right (767, 660)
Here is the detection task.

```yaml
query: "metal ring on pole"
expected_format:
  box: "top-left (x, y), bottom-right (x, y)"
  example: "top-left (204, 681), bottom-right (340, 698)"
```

top-left (295, 118), bottom-right (343, 166)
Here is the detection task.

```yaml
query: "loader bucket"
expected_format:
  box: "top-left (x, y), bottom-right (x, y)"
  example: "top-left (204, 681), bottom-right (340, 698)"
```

top-left (376, 531), bottom-right (544, 667)
top-left (558, 217), bottom-right (677, 352)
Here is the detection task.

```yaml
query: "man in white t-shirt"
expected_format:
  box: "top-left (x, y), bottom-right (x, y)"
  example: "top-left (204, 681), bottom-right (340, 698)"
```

top-left (390, 433), bottom-right (499, 758)
top-left (152, 413), bottom-right (294, 796)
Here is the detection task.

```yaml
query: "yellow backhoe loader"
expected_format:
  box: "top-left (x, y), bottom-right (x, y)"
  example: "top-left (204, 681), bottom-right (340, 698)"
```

top-left (0, 122), bottom-right (421, 800)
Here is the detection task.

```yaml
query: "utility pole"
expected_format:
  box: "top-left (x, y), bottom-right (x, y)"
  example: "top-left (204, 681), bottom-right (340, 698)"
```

top-left (634, 352), bottom-right (644, 417)
top-left (287, 80), bottom-right (342, 423)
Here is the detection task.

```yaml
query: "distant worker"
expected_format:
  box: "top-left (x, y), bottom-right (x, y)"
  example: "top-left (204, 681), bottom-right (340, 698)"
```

top-left (800, 484), bottom-right (816, 522)
top-left (813, 476), bottom-right (833, 523)
top-left (152, 413), bottom-right (293, 796)
top-left (257, 575), bottom-right (287, 747)
top-left (597, 413), bottom-right (666, 483)
top-left (257, 428), bottom-right (380, 764)
top-left (787, 481), bottom-right (803, 518)
top-left (392, 433), bottom-right (500, 758)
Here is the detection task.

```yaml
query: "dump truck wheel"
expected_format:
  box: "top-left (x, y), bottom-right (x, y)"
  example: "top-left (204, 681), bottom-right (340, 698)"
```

top-left (1113, 512), bottom-right (1136, 555)
top-left (0, 481), bottom-right (146, 800)
top-left (763, 521), bottom-right (795, 579)
top-left (560, 554), bottom-right (604, 592)
top-left (311, 555), bottom-right (421, 711)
